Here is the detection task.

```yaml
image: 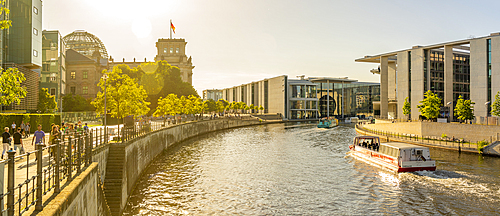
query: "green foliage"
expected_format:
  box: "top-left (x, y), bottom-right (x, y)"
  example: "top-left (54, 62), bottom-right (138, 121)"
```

top-left (92, 67), bottom-right (150, 119)
top-left (477, 140), bottom-right (489, 153)
top-left (0, 67), bottom-right (27, 108)
top-left (454, 95), bottom-right (475, 122)
top-left (491, 91), bottom-right (500, 117)
top-left (417, 90), bottom-right (441, 120)
top-left (441, 133), bottom-right (447, 138)
top-left (259, 105), bottom-right (264, 114)
top-left (203, 99), bottom-right (217, 113)
top-left (62, 94), bottom-right (94, 112)
top-left (153, 93), bottom-right (203, 117)
top-left (403, 97), bottom-right (411, 116)
top-left (0, 114), bottom-right (60, 133)
top-left (37, 88), bottom-right (57, 113)
top-left (216, 99), bottom-right (228, 113)
top-left (0, 1), bottom-right (11, 30)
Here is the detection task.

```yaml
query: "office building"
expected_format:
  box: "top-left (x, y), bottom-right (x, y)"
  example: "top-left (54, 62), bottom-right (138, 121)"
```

top-left (65, 49), bottom-right (105, 99)
top-left (41, 30), bottom-right (66, 110)
top-left (1, 0), bottom-right (42, 111)
top-left (203, 89), bottom-right (224, 101)
top-left (356, 32), bottom-right (500, 122)
top-left (213, 75), bottom-right (379, 120)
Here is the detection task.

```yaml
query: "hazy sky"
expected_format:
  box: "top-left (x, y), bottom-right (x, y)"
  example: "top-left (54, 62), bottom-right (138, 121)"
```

top-left (43, 0), bottom-right (500, 95)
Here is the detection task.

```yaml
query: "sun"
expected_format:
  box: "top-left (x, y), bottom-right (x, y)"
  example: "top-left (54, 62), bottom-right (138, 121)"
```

top-left (131, 17), bottom-right (152, 39)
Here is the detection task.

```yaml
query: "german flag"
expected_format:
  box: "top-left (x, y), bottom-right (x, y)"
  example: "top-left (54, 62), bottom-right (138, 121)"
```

top-left (171, 22), bottom-right (176, 34)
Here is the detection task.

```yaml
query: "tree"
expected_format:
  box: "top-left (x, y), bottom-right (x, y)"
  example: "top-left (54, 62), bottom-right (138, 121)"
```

top-left (402, 97), bottom-right (411, 120)
top-left (154, 94), bottom-right (180, 117)
top-left (216, 99), bottom-right (228, 114)
top-left (92, 67), bottom-right (150, 121)
top-left (249, 104), bottom-right (255, 113)
top-left (62, 94), bottom-right (95, 112)
top-left (203, 99), bottom-right (217, 113)
top-left (0, 0), bottom-right (12, 30)
top-left (491, 91), bottom-right (500, 117)
top-left (0, 68), bottom-right (27, 109)
top-left (259, 105), bottom-right (264, 114)
top-left (417, 90), bottom-right (441, 120)
top-left (454, 95), bottom-right (475, 123)
top-left (37, 88), bottom-right (57, 113)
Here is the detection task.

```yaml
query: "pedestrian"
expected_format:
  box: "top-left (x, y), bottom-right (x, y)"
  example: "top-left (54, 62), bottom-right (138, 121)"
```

top-left (83, 123), bottom-right (89, 134)
top-left (2, 127), bottom-right (11, 159)
top-left (13, 127), bottom-right (24, 159)
top-left (49, 125), bottom-right (59, 157)
top-left (11, 121), bottom-right (16, 135)
top-left (20, 121), bottom-right (25, 137)
top-left (32, 124), bottom-right (46, 146)
top-left (25, 123), bottom-right (31, 138)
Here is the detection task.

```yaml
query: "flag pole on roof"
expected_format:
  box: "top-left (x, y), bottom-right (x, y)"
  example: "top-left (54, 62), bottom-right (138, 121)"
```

top-left (170, 20), bottom-right (176, 39)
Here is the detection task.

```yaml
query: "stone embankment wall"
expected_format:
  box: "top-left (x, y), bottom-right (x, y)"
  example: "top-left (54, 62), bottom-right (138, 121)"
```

top-left (364, 122), bottom-right (500, 143)
top-left (104, 119), bottom-right (269, 215)
top-left (38, 163), bottom-right (111, 216)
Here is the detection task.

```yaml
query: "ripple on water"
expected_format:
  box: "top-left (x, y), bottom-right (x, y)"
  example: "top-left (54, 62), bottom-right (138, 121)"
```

top-left (123, 124), bottom-right (500, 215)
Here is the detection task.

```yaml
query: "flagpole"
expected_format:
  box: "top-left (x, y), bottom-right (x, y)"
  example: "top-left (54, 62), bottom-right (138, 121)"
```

top-left (170, 19), bottom-right (172, 39)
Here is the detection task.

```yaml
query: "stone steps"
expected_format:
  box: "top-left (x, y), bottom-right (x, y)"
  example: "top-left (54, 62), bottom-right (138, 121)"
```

top-left (103, 144), bottom-right (126, 216)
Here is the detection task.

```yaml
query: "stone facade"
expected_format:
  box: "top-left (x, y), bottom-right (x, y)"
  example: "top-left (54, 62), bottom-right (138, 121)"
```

top-left (65, 49), bottom-right (106, 99)
top-left (155, 38), bottom-right (194, 84)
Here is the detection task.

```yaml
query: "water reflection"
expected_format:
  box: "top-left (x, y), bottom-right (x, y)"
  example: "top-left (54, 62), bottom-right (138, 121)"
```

top-left (123, 124), bottom-right (500, 215)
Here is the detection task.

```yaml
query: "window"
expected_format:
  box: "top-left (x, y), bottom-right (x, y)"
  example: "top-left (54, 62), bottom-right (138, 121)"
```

top-left (50, 88), bottom-right (56, 96)
top-left (33, 6), bottom-right (38, 15)
top-left (83, 71), bottom-right (88, 79)
top-left (42, 63), bottom-right (49, 71)
top-left (71, 71), bottom-right (76, 79)
top-left (82, 86), bottom-right (88, 95)
top-left (163, 48), bottom-right (167, 53)
top-left (33, 50), bottom-right (38, 57)
top-left (70, 87), bottom-right (76, 94)
top-left (50, 73), bottom-right (57, 81)
top-left (176, 48), bottom-right (179, 53)
top-left (170, 48), bottom-right (173, 53)
top-left (33, 28), bottom-right (38, 36)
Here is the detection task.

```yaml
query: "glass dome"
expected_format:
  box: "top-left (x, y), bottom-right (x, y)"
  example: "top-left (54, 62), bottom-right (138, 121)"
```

top-left (63, 30), bottom-right (108, 59)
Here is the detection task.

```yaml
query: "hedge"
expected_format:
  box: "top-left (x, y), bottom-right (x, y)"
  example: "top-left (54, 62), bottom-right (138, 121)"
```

top-left (0, 114), bottom-right (61, 133)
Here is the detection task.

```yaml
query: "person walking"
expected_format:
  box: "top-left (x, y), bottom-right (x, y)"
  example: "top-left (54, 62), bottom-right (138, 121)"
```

top-left (20, 121), bottom-right (25, 138)
top-left (25, 123), bottom-right (31, 138)
top-left (11, 121), bottom-right (16, 135)
top-left (49, 125), bottom-right (59, 157)
top-left (2, 127), bottom-right (11, 159)
top-left (32, 125), bottom-right (46, 146)
top-left (13, 127), bottom-right (24, 159)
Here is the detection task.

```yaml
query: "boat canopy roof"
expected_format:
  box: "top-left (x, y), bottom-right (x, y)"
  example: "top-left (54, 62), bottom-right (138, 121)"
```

top-left (382, 142), bottom-right (428, 150)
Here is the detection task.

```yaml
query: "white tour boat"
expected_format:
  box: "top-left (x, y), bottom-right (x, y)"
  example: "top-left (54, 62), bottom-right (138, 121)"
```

top-left (348, 136), bottom-right (436, 172)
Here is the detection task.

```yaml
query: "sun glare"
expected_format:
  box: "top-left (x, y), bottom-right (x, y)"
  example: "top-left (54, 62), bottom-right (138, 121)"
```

top-left (131, 18), bottom-right (152, 39)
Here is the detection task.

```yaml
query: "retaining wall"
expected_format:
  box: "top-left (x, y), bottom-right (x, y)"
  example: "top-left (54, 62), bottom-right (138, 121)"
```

top-left (104, 119), bottom-right (269, 215)
top-left (38, 163), bottom-right (110, 216)
top-left (364, 122), bottom-right (500, 143)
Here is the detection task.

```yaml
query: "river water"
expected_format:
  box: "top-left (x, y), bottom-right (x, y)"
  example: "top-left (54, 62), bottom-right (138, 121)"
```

top-left (123, 124), bottom-right (500, 215)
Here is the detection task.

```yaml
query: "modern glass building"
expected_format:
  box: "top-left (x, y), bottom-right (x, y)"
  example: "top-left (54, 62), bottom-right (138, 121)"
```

top-left (211, 75), bottom-right (380, 120)
top-left (41, 30), bottom-right (66, 111)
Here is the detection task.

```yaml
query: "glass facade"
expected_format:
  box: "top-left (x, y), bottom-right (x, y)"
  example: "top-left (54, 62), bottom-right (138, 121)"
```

top-left (314, 81), bottom-right (380, 118)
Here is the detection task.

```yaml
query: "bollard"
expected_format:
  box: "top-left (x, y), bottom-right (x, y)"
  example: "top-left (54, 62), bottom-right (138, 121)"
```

top-left (7, 150), bottom-right (16, 216)
top-left (55, 138), bottom-right (61, 193)
top-left (77, 134), bottom-right (82, 173)
top-left (36, 144), bottom-right (44, 211)
top-left (67, 136), bottom-right (73, 181)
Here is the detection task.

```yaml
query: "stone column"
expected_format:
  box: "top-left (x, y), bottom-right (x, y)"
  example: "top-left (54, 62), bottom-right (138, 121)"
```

top-left (444, 45), bottom-right (454, 121)
top-left (388, 62), bottom-right (397, 119)
top-left (396, 51), bottom-right (409, 120)
top-left (470, 38), bottom-right (488, 120)
top-left (491, 37), bottom-right (500, 109)
top-left (411, 48), bottom-right (425, 120)
top-left (380, 56), bottom-right (389, 119)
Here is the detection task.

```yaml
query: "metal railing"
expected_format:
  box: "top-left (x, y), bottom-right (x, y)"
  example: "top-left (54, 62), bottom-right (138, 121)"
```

top-left (0, 115), bottom-right (211, 215)
top-left (355, 124), bottom-right (499, 150)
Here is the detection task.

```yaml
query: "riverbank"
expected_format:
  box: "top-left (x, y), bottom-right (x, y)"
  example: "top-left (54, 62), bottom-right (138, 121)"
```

top-left (355, 124), bottom-right (479, 154)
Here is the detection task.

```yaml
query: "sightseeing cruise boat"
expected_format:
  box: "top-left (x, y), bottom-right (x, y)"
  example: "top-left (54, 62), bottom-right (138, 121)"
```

top-left (317, 117), bottom-right (338, 128)
top-left (348, 136), bottom-right (436, 172)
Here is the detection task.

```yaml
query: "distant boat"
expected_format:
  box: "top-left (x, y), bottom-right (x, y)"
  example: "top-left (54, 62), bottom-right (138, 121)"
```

top-left (317, 117), bottom-right (338, 128)
top-left (348, 136), bottom-right (436, 172)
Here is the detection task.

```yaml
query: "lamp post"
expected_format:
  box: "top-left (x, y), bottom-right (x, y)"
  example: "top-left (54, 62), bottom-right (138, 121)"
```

top-left (485, 101), bottom-right (491, 125)
top-left (102, 74), bottom-right (108, 142)
top-left (446, 101), bottom-right (452, 123)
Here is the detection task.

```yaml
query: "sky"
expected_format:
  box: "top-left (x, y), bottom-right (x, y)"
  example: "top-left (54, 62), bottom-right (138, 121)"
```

top-left (43, 0), bottom-right (500, 95)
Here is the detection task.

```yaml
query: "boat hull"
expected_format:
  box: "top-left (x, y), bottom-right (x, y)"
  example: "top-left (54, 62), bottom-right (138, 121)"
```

top-left (349, 146), bottom-right (436, 173)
